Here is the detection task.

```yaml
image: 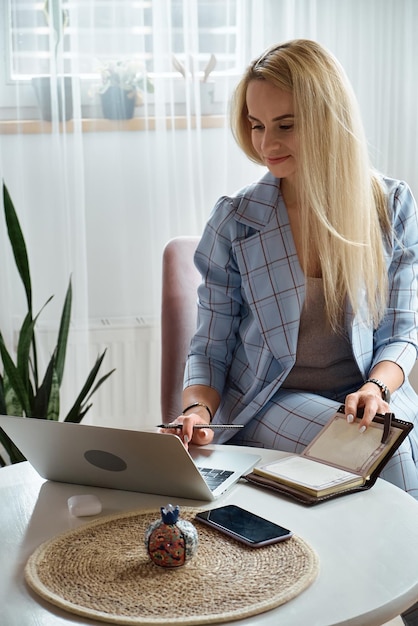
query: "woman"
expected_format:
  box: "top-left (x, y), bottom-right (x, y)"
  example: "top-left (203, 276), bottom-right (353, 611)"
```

top-left (167, 40), bottom-right (418, 497)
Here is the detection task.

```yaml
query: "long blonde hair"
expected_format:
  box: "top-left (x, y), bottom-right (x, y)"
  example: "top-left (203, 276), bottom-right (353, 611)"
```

top-left (231, 39), bottom-right (391, 328)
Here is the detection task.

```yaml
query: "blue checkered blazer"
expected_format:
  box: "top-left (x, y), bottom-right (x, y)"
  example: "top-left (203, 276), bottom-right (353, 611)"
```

top-left (184, 171), bottom-right (418, 434)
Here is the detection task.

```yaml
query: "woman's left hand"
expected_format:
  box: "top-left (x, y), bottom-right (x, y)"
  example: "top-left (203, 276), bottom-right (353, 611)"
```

top-left (345, 361), bottom-right (403, 432)
top-left (344, 388), bottom-right (390, 433)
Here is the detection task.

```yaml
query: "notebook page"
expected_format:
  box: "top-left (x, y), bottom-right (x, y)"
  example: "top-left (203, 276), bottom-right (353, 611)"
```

top-left (259, 456), bottom-right (360, 491)
top-left (304, 414), bottom-right (390, 474)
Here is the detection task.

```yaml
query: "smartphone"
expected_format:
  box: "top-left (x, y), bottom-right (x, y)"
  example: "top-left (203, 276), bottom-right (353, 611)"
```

top-left (195, 504), bottom-right (293, 548)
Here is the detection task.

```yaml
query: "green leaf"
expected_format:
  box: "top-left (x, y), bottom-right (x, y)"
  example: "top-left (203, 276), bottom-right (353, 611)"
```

top-left (1, 182), bottom-right (113, 462)
top-left (0, 332), bottom-right (30, 415)
top-left (0, 426), bottom-right (26, 464)
top-left (46, 367), bottom-right (60, 420)
top-left (3, 371), bottom-right (24, 416)
top-left (33, 356), bottom-right (55, 418)
top-left (28, 295), bottom-right (54, 394)
top-left (15, 296), bottom-right (53, 402)
top-left (54, 278), bottom-right (72, 385)
top-left (0, 374), bottom-right (6, 415)
top-left (16, 313), bottom-right (33, 382)
top-left (1, 360), bottom-right (24, 418)
top-left (16, 312), bottom-right (36, 400)
top-left (76, 404), bottom-right (93, 422)
top-left (82, 368), bottom-right (116, 406)
top-left (64, 350), bottom-right (115, 423)
top-left (3, 183), bottom-right (32, 312)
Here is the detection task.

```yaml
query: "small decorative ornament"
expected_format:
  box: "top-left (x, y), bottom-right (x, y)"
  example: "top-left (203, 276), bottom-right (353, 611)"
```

top-left (145, 504), bottom-right (198, 567)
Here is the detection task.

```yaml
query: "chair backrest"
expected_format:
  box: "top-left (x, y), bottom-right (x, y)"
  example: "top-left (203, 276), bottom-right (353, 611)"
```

top-left (160, 236), bottom-right (201, 422)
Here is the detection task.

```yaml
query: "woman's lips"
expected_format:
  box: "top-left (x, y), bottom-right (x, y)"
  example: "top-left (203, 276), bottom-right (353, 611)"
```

top-left (266, 155), bottom-right (290, 165)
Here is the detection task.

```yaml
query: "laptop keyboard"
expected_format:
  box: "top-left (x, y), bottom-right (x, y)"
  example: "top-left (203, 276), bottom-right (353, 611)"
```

top-left (197, 466), bottom-right (234, 491)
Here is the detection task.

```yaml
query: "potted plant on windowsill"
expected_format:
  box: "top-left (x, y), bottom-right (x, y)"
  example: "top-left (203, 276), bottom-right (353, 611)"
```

top-left (32, 0), bottom-right (74, 122)
top-left (90, 59), bottom-right (154, 120)
top-left (0, 183), bottom-right (115, 466)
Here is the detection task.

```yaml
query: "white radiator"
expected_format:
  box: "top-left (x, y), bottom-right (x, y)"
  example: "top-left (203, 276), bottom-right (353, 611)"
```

top-left (36, 317), bottom-right (161, 430)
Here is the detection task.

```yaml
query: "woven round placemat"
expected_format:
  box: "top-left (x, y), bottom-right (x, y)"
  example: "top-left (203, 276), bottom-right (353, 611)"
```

top-left (25, 507), bottom-right (319, 625)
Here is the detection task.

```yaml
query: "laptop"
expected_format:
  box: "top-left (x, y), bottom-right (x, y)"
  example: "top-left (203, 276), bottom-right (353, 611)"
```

top-left (0, 415), bottom-right (260, 501)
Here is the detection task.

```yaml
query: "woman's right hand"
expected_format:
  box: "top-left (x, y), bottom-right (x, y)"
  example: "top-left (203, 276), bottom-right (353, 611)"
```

top-left (159, 413), bottom-right (215, 450)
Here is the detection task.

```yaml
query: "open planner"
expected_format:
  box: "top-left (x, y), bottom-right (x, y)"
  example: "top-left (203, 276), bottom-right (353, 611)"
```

top-left (244, 406), bottom-right (413, 505)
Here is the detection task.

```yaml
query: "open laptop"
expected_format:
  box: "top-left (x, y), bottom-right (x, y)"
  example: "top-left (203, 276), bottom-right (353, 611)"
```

top-left (0, 415), bottom-right (260, 501)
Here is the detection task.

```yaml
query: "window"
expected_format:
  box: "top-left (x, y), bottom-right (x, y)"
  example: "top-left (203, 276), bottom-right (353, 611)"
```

top-left (2, 0), bottom-right (248, 116)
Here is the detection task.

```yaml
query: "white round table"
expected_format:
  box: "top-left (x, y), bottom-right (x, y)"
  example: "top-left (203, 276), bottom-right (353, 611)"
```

top-left (1, 448), bottom-right (418, 626)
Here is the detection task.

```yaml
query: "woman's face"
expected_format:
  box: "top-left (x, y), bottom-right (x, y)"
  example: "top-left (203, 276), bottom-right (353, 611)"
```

top-left (246, 80), bottom-right (298, 182)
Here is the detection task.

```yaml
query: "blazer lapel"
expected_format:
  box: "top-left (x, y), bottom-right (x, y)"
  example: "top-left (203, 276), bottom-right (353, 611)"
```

top-left (232, 173), bottom-right (305, 367)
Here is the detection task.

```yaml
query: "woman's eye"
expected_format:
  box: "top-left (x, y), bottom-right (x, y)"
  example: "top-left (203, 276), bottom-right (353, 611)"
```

top-left (251, 124), bottom-right (263, 131)
top-left (279, 123), bottom-right (293, 131)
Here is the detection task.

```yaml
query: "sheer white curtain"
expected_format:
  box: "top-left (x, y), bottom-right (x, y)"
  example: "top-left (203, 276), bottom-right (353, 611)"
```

top-left (0, 0), bottom-right (416, 431)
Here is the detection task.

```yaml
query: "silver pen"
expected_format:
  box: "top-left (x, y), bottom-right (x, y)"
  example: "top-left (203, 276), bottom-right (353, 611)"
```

top-left (157, 423), bottom-right (244, 430)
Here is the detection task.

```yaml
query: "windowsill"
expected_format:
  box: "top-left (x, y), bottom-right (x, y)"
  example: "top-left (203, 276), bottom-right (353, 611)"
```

top-left (0, 115), bottom-right (226, 135)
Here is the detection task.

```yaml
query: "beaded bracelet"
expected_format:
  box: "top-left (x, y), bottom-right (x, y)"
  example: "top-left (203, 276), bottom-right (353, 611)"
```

top-left (181, 402), bottom-right (213, 423)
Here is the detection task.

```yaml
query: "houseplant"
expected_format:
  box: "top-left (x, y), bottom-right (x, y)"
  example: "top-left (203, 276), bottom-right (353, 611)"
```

top-left (0, 182), bottom-right (115, 466)
top-left (32, 0), bottom-right (74, 122)
top-left (92, 59), bottom-right (154, 120)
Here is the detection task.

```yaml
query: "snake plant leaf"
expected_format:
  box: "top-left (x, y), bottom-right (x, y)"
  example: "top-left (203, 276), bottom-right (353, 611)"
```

top-left (33, 356), bottom-right (55, 419)
top-left (16, 295), bottom-right (54, 399)
top-left (0, 375), bottom-right (5, 415)
top-left (3, 371), bottom-right (24, 416)
top-left (64, 350), bottom-right (115, 423)
top-left (82, 368), bottom-right (116, 405)
top-left (0, 374), bottom-right (25, 463)
top-left (54, 278), bottom-right (72, 386)
top-left (0, 426), bottom-right (26, 465)
top-left (72, 370), bottom-right (115, 424)
top-left (76, 403), bottom-right (93, 422)
top-left (0, 332), bottom-right (30, 416)
top-left (1, 182), bottom-right (114, 463)
top-left (46, 366), bottom-right (60, 420)
top-left (16, 312), bottom-right (35, 396)
top-left (3, 183), bottom-right (32, 312)
top-left (70, 369), bottom-right (116, 424)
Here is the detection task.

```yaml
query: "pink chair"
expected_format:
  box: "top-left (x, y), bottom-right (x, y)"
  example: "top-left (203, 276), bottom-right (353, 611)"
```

top-left (160, 236), bottom-right (201, 423)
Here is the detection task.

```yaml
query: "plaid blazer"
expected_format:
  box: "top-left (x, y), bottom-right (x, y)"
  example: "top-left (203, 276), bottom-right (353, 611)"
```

top-left (184, 171), bottom-right (418, 428)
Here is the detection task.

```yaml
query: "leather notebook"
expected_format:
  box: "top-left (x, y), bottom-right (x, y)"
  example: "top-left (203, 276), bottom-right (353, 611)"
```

top-left (244, 406), bottom-right (413, 505)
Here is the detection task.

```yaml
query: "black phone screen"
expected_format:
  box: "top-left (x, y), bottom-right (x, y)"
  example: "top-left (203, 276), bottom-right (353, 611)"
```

top-left (196, 504), bottom-right (292, 546)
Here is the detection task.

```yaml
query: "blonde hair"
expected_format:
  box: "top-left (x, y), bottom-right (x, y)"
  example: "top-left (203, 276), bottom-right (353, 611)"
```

top-left (231, 39), bottom-right (391, 328)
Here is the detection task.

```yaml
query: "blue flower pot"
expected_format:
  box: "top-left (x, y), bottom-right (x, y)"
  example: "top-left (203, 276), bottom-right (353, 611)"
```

top-left (100, 86), bottom-right (136, 120)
